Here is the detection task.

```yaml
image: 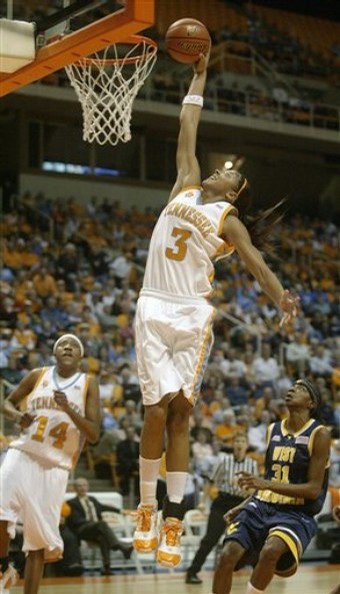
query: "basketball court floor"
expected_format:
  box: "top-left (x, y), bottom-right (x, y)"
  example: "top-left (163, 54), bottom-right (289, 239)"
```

top-left (11, 566), bottom-right (340, 594)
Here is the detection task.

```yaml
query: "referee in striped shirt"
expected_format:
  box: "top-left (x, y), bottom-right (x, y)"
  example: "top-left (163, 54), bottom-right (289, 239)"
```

top-left (186, 431), bottom-right (258, 584)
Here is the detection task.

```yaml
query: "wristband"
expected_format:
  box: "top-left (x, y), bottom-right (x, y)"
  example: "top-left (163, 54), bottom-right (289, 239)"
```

top-left (182, 94), bottom-right (204, 107)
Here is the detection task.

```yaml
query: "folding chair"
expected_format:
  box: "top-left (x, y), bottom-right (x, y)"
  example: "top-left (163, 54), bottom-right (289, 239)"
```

top-left (181, 508), bottom-right (208, 567)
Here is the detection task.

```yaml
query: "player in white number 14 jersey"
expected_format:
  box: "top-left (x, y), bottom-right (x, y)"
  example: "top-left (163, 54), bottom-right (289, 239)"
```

top-left (0, 334), bottom-right (100, 594)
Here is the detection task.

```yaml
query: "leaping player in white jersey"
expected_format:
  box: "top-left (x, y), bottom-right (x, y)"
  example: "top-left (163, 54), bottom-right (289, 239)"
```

top-left (0, 334), bottom-right (100, 594)
top-left (132, 49), bottom-right (299, 568)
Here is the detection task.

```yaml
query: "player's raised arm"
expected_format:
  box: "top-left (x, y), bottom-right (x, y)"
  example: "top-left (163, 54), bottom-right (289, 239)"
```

top-left (169, 50), bottom-right (210, 202)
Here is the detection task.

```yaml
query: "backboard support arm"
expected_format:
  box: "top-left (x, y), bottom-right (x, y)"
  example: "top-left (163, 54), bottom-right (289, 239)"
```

top-left (0, 0), bottom-right (155, 98)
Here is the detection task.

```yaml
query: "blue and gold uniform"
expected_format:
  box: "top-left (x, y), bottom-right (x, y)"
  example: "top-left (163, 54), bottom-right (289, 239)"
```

top-left (257, 418), bottom-right (329, 514)
top-left (224, 418), bottom-right (330, 577)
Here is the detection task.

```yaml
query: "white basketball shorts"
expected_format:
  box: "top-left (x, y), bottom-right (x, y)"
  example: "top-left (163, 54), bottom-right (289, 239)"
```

top-left (0, 448), bottom-right (68, 561)
top-left (135, 293), bottom-right (215, 406)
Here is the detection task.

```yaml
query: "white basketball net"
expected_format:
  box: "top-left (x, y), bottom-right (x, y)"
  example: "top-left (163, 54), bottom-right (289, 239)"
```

top-left (65, 37), bottom-right (157, 146)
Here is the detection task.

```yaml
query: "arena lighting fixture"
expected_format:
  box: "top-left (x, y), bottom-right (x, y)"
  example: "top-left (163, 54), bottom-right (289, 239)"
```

top-left (223, 155), bottom-right (245, 171)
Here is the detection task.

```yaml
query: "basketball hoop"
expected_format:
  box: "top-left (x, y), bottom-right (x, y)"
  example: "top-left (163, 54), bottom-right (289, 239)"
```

top-left (65, 35), bottom-right (157, 146)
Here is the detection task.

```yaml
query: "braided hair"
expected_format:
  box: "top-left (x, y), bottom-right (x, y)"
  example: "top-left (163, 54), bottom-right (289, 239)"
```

top-left (235, 175), bottom-right (286, 256)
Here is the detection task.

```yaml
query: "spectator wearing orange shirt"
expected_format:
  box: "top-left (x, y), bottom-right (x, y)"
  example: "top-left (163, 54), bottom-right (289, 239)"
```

top-left (32, 267), bottom-right (57, 301)
top-left (55, 279), bottom-right (74, 305)
top-left (12, 270), bottom-right (34, 307)
top-left (15, 239), bottom-right (40, 269)
top-left (3, 239), bottom-right (23, 271)
top-left (214, 410), bottom-right (244, 448)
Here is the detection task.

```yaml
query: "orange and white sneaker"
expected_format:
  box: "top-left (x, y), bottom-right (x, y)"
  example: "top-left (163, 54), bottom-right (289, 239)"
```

top-left (156, 517), bottom-right (184, 567)
top-left (133, 504), bottom-right (158, 553)
top-left (0, 565), bottom-right (19, 593)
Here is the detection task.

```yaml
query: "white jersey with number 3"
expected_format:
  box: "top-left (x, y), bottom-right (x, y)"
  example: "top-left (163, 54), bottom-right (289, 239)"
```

top-left (141, 187), bottom-right (236, 300)
top-left (10, 366), bottom-right (89, 470)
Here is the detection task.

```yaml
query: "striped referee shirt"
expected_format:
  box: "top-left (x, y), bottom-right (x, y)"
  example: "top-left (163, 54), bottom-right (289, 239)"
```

top-left (210, 452), bottom-right (258, 498)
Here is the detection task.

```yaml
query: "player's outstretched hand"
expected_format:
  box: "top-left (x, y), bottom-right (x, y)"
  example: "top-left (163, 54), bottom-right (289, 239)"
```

top-left (194, 48), bottom-right (211, 74)
top-left (279, 289), bottom-right (300, 327)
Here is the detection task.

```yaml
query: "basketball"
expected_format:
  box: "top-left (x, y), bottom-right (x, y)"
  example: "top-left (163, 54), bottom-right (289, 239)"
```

top-left (165, 18), bottom-right (211, 64)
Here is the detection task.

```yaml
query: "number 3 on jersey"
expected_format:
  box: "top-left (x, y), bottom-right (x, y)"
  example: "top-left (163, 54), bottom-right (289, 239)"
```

top-left (165, 227), bottom-right (192, 261)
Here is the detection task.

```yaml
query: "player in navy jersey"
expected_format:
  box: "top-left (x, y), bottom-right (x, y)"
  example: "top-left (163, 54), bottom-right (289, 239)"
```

top-left (211, 379), bottom-right (331, 594)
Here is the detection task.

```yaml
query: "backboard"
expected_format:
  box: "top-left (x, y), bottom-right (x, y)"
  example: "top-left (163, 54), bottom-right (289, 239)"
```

top-left (0, 0), bottom-right (155, 97)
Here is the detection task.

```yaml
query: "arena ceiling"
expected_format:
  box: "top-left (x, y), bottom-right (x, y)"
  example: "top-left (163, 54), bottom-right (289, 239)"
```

top-left (244, 0), bottom-right (340, 22)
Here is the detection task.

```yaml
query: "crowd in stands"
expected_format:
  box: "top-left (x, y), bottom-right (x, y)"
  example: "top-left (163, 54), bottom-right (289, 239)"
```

top-left (0, 193), bottom-right (339, 512)
top-left (217, 4), bottom-right (337, 82)
top-left (2, 0), bottom-right (339, 132)
top-left (149, 1), bottom-right (340, 130)
top-left (147, 69), bottom-right (340, 131)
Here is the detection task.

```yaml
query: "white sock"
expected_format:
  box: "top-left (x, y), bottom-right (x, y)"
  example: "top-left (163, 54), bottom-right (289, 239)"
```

top-left (246, 582), bottom-right (265, 594)
top-left (139, 456), bottom-right (162, 506)
top-left (166, 471), bottom-right (188, 504)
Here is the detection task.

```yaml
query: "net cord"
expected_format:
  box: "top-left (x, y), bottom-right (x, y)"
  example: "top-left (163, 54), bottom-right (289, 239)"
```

top-left (65, 36), bottom-right (157, 146)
